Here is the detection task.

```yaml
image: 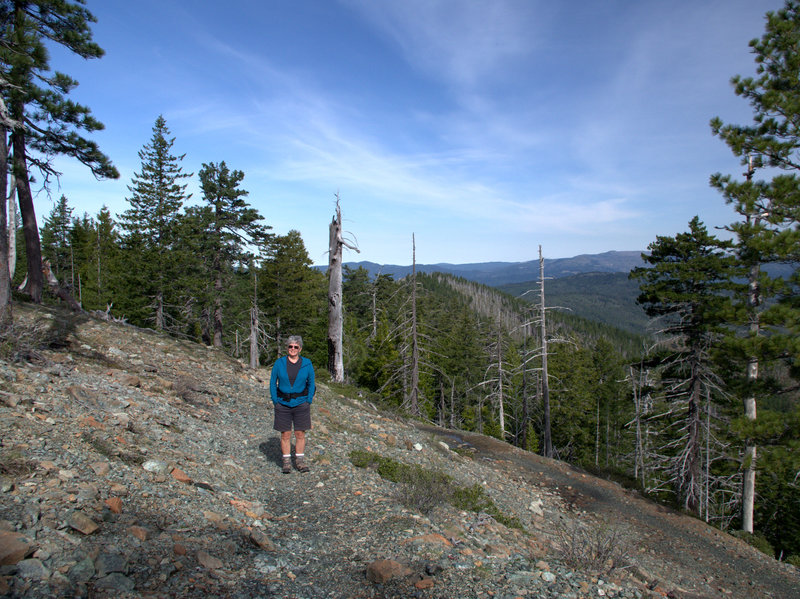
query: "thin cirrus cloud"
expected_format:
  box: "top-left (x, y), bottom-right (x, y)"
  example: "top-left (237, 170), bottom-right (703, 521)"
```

top-left (32, 0), bottom-right (786, 266)
top-left (342, 0), bottom-right (542, 89)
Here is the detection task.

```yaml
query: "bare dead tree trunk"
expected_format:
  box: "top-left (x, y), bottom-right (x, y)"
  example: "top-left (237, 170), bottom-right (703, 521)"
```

top-left (539, 245), bottom-right (553, 458)
top-left (497, 331), bottom-right (506, 438)
top-left (6, 168), bottom-right (16, 283)
top-left (409, 234), bottom-right (420, 416)
top-left (449, 378), bottom-right (456, 429)
top-left (155, 292), bottom-right (165, 332)
top-left (742, 289), bottom-right (759, 532)
top-left (249, 272), bottom-right (259, 369)
top-left (741, 158), bottom-right (759, 534)
top-left (276, 315), bottom-right (282, 358)
top-left (213, 272), bottom-right (223, 348)
top-left (96, 225), bottom-right (101, 300)
top-left (371, 282), bottom-right (378, 339)
top-left (629, 362), bottom-right (653, 488)
top-left (327, 195), bottom-right (359, 382)
top-left (0, 125), bottom-right (11, 328)
top-left (684, 372), bottom-right (703, 514)
top-left (595, 393), bottom-right (601, 467)
top-left (519, 324), bottom-right (529, 449)
top-left (42, 259), bottom-right (82, 312)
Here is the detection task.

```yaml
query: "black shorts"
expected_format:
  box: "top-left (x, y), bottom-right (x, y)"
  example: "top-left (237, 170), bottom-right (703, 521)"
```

top-left (273, 402), bottom-right (312, 432)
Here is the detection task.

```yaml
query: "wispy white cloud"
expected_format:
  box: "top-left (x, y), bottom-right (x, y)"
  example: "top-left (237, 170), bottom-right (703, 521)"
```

top-left (43, 0), bottom-right (786, 265)
top-left (341, 0), bottom-right (545, 88)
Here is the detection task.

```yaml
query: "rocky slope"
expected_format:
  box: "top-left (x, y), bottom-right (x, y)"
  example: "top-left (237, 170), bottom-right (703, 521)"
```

top-left (0, 303), bottom-right (798, 598)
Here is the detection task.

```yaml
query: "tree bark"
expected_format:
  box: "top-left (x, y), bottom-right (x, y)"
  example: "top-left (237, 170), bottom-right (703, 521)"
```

top-left (11, 127), bottom-right (43, 303)
top-left (327, 206), bottom-right (344, 382)
top-left (213, 270), bottom-right (223, 348)
top-left (326, 196), bottom-right (358, 382)
top-left (539, 246), bottom-right (553, 458)
top-left (496, 331), bottom-right (506, 439)
top-left (409, 234), bottom-right (420, 416)
top-left (742, 198), bottom-right (761, 533)
top-left (6, 170), bottom-right (16, 283)
top-left (42, 260), bottom-right (82, 312)
top-left (249, 273), bottom-right (259, 369)
top-left (0, 127), bottom-right (11, 328)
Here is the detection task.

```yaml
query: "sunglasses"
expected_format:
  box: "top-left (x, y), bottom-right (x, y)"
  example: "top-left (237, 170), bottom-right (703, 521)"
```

top-left (287, 344), bottom-right (300, 349)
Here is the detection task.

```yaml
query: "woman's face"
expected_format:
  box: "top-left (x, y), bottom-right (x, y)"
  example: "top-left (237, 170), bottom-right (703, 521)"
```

top-left (287, 342), bottom-right (301, 358)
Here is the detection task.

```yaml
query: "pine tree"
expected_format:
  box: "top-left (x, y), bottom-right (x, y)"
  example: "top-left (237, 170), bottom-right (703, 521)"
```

top-left (710, 0), bottom-right (800, 535)
top-left (631, 217), bottom-right (740, 514)
top-left (196, 161), bottom-right (270, 347)
top-left (117, 116), bottom-right (191, 328)
top-left (1, 0), bottom-right (118, 303)
top-left (40, 195), bottom-right (73, 282)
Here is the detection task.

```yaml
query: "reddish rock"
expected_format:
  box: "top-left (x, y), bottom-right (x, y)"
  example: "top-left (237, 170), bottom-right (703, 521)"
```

top-left (104, 497), bottom-right (123, 514)
top-left (79, 415), bottom-right (104, 429)
top-left (68, 511), bottom-right (99, 535)
top-left (0, 531), bottom-right (35, 565)
top-left (403, 533), bottom-right (453, 547)
top-left (109, 483), bottom-right (128, 496)
top-left (366, 559), bottom-right (413, 583)
top-left (197, 550), bottom-right (223, 570)
top-left (485, 543), bottom-right (513, 557)
top-left (111, 372), bottom-right (141, 387)
top-left (170, 468), bottom-right (192, 484)
top-left (248, 529), bottom-right (277, 552)
top-left (90, 461), bottom-right (111, 476)
top-left (128, 525), bottom-right (149, 541)
top-left (415, 577), bottom-right (435, 590)
top-left (173, 543), bottom-right (187, 556)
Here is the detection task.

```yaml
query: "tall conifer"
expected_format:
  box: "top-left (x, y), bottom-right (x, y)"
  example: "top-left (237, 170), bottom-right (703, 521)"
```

top-left (197, 161), bottom-right (271, 347)
top-left (631, 217), bottom-right (740, 514)
top-left (117, 116), bottom-right (191, 329)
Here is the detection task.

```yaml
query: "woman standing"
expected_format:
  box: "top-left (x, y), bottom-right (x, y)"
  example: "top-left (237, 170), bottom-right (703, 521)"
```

top-left (270, 335), bottom-right (315, 473)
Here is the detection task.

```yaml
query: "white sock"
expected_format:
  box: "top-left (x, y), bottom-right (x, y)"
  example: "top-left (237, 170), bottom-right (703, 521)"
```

top-left (296, 453), bottom-right (304, 458)
top-left (282, 454), bottom-right (291, 459)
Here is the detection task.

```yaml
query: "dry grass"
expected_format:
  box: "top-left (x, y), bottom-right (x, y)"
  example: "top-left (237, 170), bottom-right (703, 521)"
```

top-left (554, 518), bottom-right (630, 574)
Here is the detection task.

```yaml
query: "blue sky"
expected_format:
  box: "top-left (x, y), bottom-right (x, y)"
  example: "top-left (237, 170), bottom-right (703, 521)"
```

top-left (41, 0), bottom-right (782, 266)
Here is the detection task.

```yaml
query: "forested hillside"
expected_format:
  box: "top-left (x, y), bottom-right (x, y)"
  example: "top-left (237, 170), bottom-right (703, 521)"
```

top-left (499, 272), bottom-right (650, 336)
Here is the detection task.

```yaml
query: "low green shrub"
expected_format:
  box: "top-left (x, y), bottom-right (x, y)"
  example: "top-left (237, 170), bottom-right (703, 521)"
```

top-left (733, 530), bottom-right (775, 557)
top-left (348, 448), bottom-right (522, 526)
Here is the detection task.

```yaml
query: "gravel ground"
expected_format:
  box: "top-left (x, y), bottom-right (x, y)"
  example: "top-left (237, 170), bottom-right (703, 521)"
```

top-left (0, 303), bottom-right (798, 598)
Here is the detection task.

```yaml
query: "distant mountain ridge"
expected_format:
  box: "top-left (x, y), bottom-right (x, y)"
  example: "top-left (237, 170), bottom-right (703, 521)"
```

top-left (338, 250), bottom-right (646, 286)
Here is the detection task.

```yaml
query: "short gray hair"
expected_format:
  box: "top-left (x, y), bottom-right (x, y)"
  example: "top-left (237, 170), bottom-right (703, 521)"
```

top-left (286, 335), bottom-right (303, 349)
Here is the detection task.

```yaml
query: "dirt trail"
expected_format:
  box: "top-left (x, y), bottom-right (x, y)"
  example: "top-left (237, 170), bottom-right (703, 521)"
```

top-left (421, 425), bottom-right (800, 599)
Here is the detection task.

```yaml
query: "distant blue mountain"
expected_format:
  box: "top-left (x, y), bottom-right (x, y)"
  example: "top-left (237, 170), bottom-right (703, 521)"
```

top-left (332, 250), bottom-right (647, 286)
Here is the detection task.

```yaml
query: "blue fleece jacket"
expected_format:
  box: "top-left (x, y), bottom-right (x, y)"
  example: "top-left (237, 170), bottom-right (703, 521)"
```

top-left (270, 356), bottom-right (315, 407)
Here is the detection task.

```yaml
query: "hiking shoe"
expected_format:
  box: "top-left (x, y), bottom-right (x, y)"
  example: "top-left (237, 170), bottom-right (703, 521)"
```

top-left (295, 457), bottom-right (310, 473)
top-left (282, 457), bottom-right (292, 474)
